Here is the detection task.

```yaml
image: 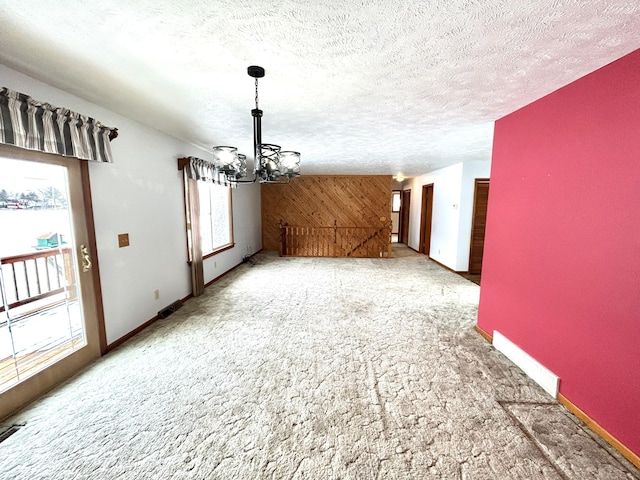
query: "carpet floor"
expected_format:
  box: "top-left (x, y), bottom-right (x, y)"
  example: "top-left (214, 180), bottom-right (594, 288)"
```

top-left (1, 248), bottom-right (638, 479)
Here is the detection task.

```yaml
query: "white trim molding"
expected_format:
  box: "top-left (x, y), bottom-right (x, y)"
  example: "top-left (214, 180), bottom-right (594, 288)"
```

top-left (493, 330), bottom-right (560, 398)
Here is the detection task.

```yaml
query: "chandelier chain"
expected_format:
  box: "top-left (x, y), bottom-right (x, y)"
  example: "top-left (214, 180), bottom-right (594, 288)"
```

top-left (255, 78), bottom-right (259, 110)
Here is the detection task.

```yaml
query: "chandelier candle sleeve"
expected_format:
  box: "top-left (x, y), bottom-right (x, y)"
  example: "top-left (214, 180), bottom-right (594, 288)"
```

top-left (212, 146), bottom-right (238, 168)
top-left (280, 151), bottom-right (301, 176)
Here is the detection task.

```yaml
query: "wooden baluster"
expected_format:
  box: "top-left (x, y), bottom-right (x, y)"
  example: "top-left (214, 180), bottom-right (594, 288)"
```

top-left (373, 229), bottom-right (376, 257)
top-left (325, 229), bottom-right (328, 256)
top-left (11, 263), bottom-right (19, 301)
top-left (346, 228), bottom-right (350, 256)
top-left (372, 230), bottom-right (376, 257)
top-left (22, 261), bottom-right (31, 298)
top-left (288, 226), bottom-right (292, 256)
top-left (34, 258), bottom-right (42, 295)
top-left (327, 228), bottom-right (330, 256)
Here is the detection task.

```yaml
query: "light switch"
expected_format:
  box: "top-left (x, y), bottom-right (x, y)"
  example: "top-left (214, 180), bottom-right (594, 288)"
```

top-left (118, 233), bottom-right (130, 248)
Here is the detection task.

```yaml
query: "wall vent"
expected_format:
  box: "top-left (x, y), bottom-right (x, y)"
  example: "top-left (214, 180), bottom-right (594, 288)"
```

top-left (158, 299), bottom-right (183, 319)
top-left (0, 424), bottom-right (24, 444)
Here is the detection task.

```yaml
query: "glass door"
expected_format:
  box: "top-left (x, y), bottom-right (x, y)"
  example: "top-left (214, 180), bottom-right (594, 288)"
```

top-left (0, 146), bottom-right (101, 417)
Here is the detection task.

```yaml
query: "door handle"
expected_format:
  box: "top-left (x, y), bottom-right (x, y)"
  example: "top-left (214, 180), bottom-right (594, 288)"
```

top-left (80, 245), bottom-right (92, 272)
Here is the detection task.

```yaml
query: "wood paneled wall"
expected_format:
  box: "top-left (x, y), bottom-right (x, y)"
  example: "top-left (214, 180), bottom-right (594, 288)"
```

top-left (261, 176), bottom-right (393, 251)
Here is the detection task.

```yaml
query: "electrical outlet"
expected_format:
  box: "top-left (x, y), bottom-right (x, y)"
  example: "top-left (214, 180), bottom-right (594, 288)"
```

top-left (118, 233), bottom-right (130, 248)
top-left (214, 262), bottom-right (217, 268)
top-left (154, 289), bottom-right (159, 300)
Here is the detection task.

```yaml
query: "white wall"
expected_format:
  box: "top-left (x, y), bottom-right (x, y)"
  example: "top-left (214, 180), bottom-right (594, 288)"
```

top-left (1, 65), bottom-right (262, 345)
top-left (458, 161), bottom-right (491, 270)
top-left (407, 163), bottom-right (463, 268)
top-left (202, 182), bottom-right (262, 282)
top-left (405, 160), bottom-right (490, 271)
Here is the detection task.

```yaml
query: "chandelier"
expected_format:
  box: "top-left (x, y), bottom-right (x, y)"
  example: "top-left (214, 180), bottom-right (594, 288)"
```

top-left (212, 66), bottom-right (301, 184)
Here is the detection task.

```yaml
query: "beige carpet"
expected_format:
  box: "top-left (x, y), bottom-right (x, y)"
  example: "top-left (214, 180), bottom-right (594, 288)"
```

top-left (1, 248), bottom-right (638, 479)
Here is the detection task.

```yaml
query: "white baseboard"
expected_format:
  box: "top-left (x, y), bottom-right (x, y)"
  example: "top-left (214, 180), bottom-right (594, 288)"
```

top-left (493, 330), bottom-right (559, 398)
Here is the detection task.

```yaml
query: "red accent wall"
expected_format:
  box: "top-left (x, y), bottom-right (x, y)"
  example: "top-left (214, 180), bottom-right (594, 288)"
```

top-left (477, 48), bottom-right (640, 456)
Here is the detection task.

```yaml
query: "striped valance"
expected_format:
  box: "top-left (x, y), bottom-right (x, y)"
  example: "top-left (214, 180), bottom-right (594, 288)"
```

top-left (185, 156), bottom-right (237, 188)
top-left (0, 87), bottom-right (117, 163)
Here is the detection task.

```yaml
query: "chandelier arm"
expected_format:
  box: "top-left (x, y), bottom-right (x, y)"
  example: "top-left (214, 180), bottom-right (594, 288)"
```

top-left (233, 176), bottom-right (258, 184)
top-left (260, 176), bottom-right (291, 185)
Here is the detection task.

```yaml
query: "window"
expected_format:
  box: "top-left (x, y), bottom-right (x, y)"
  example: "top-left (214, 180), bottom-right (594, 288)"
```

top-left (197, 180), bottom-right (233, 256)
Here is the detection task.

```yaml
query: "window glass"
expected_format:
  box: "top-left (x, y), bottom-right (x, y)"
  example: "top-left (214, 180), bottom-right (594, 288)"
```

top-left (197, 181), bottom-right (232, 255)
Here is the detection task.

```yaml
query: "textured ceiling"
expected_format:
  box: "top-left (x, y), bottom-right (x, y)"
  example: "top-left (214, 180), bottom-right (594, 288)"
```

top-left (1, 1), bottom-right (639, 176)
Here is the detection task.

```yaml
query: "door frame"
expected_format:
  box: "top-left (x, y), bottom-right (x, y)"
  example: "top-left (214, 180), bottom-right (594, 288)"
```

top-left (0, 143), bottom-right (106, 419)
top-left (419, 184), bottom-right (434, 255)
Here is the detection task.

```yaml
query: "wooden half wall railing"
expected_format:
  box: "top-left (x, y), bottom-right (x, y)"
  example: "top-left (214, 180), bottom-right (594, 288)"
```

top-left (279, 220), bottom-right (391, 258)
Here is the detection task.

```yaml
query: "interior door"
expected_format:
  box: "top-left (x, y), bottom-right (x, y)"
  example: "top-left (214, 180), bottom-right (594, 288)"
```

top-left (400, 189), bottom-right (411, 245)
top-left (469, 179), bottom-right (490, 275)
top-left (0, 144), bottom-right (102, 419)
top-left (419, 184), bottom-right (434, 255)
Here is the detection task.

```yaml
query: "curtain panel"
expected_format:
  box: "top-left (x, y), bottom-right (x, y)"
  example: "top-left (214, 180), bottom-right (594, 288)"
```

top-left (185, 156), bottom-right (238, 188)
top-left (0, 87), bottom-right (117, 163)
top-left (183, 169), bottom-right (205, 297)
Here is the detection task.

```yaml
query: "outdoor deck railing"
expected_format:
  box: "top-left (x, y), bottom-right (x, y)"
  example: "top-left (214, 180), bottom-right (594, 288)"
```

top-left (0, 247), bottom-right (75, 322)
top-left (279, 221), bottom-right (391, 258)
